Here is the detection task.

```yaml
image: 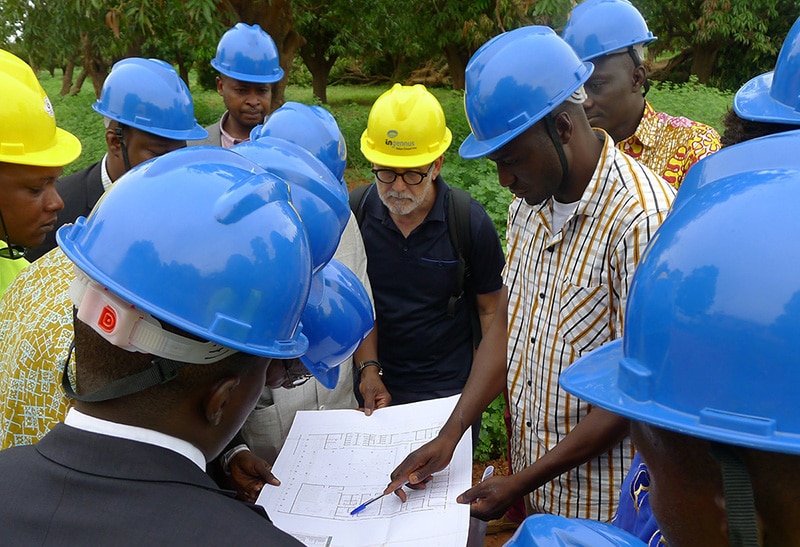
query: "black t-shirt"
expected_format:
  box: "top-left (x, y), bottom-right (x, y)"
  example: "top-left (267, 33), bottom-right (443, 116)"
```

top-left (359, 177), bottom-right (505, 394)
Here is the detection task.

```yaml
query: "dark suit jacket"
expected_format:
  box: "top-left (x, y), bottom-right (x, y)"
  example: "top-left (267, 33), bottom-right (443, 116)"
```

top-left (189, 119), bottom-right (223, 147)
top-left (0, 424), bottom-right (302, 545)
top-left (26, 161), bottom-right (105, 261)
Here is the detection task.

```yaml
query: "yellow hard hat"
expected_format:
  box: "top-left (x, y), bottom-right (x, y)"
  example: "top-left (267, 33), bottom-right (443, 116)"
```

top-left (360, 83), bottom-right (452, 168)
top-left (0, 49), bottom-right (81, 167)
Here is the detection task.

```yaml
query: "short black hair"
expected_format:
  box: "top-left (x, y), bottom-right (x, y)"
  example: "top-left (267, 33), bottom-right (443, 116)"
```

top-left (721, 108), bottom-right (800, 147)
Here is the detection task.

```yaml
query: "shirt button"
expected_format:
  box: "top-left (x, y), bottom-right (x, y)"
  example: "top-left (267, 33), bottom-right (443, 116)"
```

top-left (539, 292), bottom-right (545, 299)
top-left (319, 405), bottom-right (326, 410)
top-left (526, 421), bottom-right (532, 427)
top-left (530, 336), bottom-right (535, 343)
top-left (546, 245), bottom-right (555, 252)
top-left (402, 246), bottom-right (408, 252)
top-left (527, 380), bottom-right (532, 386)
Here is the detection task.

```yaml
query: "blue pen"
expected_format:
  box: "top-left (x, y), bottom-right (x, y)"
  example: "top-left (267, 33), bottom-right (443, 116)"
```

top-left (350, 483), bottom-right (409, 515)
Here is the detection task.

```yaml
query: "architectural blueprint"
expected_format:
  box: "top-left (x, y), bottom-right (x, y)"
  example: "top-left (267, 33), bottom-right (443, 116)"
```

top-left (256, 395), bottom-right (472, 546)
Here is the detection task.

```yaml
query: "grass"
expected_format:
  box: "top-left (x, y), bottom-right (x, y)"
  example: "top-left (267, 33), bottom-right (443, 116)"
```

top-left (38, 70), bottom-right (734, 461)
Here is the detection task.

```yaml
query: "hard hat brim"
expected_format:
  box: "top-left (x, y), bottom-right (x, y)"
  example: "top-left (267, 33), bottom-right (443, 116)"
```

top-left (360, 128), bottom-right (452, 168)
top-left (92, 102), bottom-right (209, 141)
top-left (560, 339), bottom-right (800, 456)
top-left (211, 59), bottom-right (284, 84)
top-left (298, 357), bottom-right (341, 389)
top-left (733, 71), bottom-right (800, 125)
top-left (0, 126), bottom-right (82, 167)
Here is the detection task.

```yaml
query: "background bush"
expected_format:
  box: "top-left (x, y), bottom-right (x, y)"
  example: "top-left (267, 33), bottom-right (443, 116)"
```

top-left (42, 71), bottom-right (733, 461)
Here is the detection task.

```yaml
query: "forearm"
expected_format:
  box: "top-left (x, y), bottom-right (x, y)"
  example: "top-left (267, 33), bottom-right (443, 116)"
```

top-left (513, 407), bottom-right (630, 497)
top-left (438, 287), bottom-right (507, 444)
top-left (352, 327), bottom-right (378, 366)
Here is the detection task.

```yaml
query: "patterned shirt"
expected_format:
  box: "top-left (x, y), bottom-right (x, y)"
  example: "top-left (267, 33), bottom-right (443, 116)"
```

top-left (505, 131), bottom-right (675, 520)
top-left (0, 247), bottom-right (75, 449)
top-left (617, 100), bottom-right (721, 189)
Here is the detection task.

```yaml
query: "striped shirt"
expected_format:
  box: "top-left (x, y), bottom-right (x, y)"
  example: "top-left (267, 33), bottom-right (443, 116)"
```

top-left (505, 130), bottom-right (675, 520)
top-left (617, 100), bottom-right (721, 189)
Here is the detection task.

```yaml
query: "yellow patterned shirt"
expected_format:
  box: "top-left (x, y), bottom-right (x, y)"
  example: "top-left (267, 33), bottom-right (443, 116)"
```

top-left (505, 131), bottom-right (675, 520)
top-left (617, 100), bottom-right (721, 189)
top-left (0, 247), bottom-right (75, 449)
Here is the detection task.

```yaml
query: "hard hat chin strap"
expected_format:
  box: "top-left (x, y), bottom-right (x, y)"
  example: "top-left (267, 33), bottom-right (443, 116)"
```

top-left (544, 114), bottom-right (570, 189)
top-left (115, 124), bottom-right (132, 172)
top-left (61, 341), bottom-right (188, 402)
top-left (710, 442), bottom-right (760, 547)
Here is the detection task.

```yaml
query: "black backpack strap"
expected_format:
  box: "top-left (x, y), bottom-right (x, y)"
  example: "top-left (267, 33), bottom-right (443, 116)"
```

top-left (349, 183), bottom-right (375, 227)
top-left (446, 186), bottom-right (482, 347)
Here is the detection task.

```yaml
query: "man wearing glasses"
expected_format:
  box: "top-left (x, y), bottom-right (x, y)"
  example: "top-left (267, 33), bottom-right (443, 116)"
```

top-left (0, 49), bottom-right (81, 294)
top-left (353, 84), bottom-right (505, 428)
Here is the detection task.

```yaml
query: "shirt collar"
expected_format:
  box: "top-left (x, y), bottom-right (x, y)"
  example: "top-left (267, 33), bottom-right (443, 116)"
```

top-left (100, 153), bottom-right (113, 191)
top-left (621, 100), bottom-right (657, 149)
top-left (219, 111), bottom-right (250, 149)
top-left (64, 407), bottom-right (207, 470)
top-left (572, 128), bottom-right (620, 221)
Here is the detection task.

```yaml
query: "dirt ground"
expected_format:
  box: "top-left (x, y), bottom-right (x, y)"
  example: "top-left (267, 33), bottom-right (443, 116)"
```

top-left (472, 460), bottom-right (520, 546)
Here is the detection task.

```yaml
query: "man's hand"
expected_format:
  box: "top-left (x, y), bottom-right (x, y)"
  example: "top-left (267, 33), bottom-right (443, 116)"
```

top-left (384, 435), bottom-right (458, 501)
top-left (457, 475), bottom-right (520, 521)
top-left (227, 450), bottom-right (280, 503)
top-left (359, 367), bottom-right (391, 416)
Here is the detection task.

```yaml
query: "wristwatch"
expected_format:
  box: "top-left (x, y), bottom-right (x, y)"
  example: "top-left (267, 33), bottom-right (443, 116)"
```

top-left (357, 360), bottom-right (383, 376)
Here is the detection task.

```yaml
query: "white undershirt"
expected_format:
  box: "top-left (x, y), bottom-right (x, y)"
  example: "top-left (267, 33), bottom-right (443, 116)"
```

top-left (551, 199), bottom-right (579, 234)
top-left (64, 407), bottom-right (206, 470)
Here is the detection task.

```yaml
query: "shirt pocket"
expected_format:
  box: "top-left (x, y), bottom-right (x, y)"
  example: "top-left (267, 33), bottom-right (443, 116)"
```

top-left (558, 281), bottom-right (610, 354)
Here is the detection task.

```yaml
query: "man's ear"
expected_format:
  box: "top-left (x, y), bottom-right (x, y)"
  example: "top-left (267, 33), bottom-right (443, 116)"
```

top-left (205, 376), bottom-right (240, 426)
top-left (105, 126), bottom-right (121, 155)
top-left (554, 111), bottom-right (574, 145)
top-left (632, 65), bottom-right (647, 94)
top-left (215, 75), bottom-right (225, 97)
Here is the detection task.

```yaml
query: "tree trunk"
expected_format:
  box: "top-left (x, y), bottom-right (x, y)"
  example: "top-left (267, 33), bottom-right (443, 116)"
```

top-left (444, 43), bottom-right (468, 90)
top-left (300, 42), bottom-right (338, 104)
top-left (78, 31), bottom-right (109, 99)
top-left (60, 60), bottom-right (75, 96)
top-left (70, 69), bottom-right (87, 96)
top-left (689, 44), bottom-right (720, 85)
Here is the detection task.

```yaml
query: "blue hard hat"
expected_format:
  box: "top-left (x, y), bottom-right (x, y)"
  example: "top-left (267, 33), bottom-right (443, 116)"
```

top-left (505, 514), bottom-right (647, 547)
top-left (57, 146), bottom-right (313, 359)
top-left (232, 138), bottom-right (350, 273)
top-left (92, 57), bottom-right (208, 141)
top-left (459, 26), bottom-right (593, 159)
top-left (211, 23), bottom-right (284, 84)
top-left (300, 258), bottom-right (374, 389)
top-left (251, 101), bottom-right (348, 187)
top-left (734, 16), bottom-right (800, 124)
top-left (562, 0), bottom-right (657, 62)
top-left (560, 131), bottom-right (800, 455)
top-left (672, 129), bottom-right (800, 211)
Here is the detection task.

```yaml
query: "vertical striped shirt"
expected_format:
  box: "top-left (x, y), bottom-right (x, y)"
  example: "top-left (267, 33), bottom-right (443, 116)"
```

top-left (505, 130), bottom-right (675, 520)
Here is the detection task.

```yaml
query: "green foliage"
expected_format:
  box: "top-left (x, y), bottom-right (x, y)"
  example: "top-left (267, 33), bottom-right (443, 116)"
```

top-left (647, 76), bottom-right (732, 134)
top-left (37, 69), bottom-right (106, 176)
top-left (474, 394), bottom-right (508, 462)
top-left (638, 0), bottom-right (795, 89)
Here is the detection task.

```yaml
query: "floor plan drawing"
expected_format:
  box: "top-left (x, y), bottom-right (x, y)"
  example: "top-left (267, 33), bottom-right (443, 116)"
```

top-left (257, 395), bottom-right (472, 546)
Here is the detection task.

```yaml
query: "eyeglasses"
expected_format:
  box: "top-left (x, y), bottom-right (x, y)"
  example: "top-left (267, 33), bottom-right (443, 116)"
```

top-left (371, 163), bottom-right (434, 186)
top-left (0, 208), bottom-right (26, 260)
top-left (282, 359), bottom-right (313, 389)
